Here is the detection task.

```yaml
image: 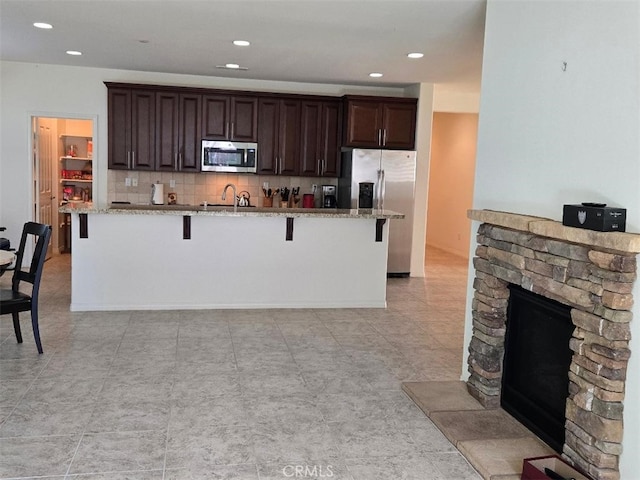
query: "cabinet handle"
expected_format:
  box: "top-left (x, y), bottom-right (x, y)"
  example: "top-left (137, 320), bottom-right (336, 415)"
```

top-left (127, 151), bottom-right (131, 169)
top-left (378, 129), bottom-right (382, 146)
top-left (322, 158), bottom-right (327, 175)
top-left (317, 159), bottom-right (322, 176)
top-left (132, 151), bottom-right (136, 167)
top-left (278, 157), bottom-right (282, 174)
top-left (382, 129), bottom-right (387, 147)
top-left (230, 122), bottom-right (235, 139)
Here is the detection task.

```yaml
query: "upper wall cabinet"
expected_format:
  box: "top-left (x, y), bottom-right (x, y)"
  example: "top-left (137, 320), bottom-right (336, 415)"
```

top-left (202, 95), bottom-right (258, 142)
top-left (156, 92), bottom-right (202, 172)
top-left (257, 98), bottom-right (301, 175)
top-left (299, 100), bottom-right (342, 177)
top-left (106, 83), bottom-right (419, 174)
top-left (343, 96), bottom-right (417, 150)
top-left (108, 87), bottom-right (156, 170)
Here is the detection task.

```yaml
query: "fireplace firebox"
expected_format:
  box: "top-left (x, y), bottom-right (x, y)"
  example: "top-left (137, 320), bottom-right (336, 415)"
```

top-left (502, 284), bottom-right (573, 453)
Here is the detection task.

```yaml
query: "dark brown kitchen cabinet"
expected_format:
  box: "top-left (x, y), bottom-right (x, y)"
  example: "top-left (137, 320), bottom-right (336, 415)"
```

top-left (156, 92), bottom-right (201, 171)
top-left (202, 94), bottom-right (258, 142)
top-left (108, 88), bottom-right (156, 170)
top-left (300, 100), bottom-right (341, 177)
top-left (343, 96), bottom-right (417, 150)
top-left (257, 98), bottom-right (301, 175)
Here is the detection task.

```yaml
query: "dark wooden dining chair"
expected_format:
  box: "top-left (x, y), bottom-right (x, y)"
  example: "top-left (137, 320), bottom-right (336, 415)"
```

top-left (0, 222), bottom-right (52, 354)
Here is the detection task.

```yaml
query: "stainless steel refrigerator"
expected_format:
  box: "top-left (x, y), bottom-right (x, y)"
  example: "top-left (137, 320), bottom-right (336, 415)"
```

top-left (338, 148), bottom-right (416, 276)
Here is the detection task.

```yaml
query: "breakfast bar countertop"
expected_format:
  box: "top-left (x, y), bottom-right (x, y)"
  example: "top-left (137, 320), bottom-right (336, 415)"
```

top-left (59, 203), bottom-right (405, 219)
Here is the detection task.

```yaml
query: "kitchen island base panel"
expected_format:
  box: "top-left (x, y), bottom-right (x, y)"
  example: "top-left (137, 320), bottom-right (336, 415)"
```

top-left (69, 213), bottom-right (389, 311)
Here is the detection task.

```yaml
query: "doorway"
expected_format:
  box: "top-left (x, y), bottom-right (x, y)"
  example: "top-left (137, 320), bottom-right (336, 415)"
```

top-left (425, 112), bottom-right (478, 259)
top-left (32, 116), bottom-right (94, 255)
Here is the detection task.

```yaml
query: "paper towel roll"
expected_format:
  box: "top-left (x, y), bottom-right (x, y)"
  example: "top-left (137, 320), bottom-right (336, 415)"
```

top-left (151, 182), bottom-right (164, 205)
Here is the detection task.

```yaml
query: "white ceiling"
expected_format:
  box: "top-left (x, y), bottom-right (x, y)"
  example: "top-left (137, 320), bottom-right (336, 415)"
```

top-left (0, 0), bottom-right (486, 90)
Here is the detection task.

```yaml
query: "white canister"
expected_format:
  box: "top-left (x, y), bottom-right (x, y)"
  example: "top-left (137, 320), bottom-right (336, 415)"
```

top-left (151, 182), bottom-right (164, 205)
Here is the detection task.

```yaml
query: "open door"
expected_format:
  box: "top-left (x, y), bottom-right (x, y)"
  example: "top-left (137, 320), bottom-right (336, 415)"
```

top-left (33, 116), bottom-right (94, 256)
top-left (34, 117), bottom-right (55, 259)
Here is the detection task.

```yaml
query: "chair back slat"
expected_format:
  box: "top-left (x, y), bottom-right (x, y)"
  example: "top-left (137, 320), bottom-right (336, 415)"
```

top-left (12, 222), bottom-right (52, 290)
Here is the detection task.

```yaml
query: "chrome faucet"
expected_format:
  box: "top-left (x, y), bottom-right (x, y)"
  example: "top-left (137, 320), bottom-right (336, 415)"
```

top-left (221, 183), bottom-right (238, 212)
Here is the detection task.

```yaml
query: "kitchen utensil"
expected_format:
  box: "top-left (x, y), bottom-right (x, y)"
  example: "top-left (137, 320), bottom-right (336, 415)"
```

top-left (238, 191), bottom-right (251, 207)
top-left (303, 194), bottom-right (315, 208)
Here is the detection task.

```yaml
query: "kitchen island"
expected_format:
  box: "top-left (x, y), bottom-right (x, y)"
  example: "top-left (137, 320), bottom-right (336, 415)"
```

top-left (59, 204), bottom-right (403, 311)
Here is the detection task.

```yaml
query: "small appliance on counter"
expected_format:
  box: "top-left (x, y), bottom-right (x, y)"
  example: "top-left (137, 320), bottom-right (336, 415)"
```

top-left (322, 185), bottom-right (337, 208)
top-left (358, 182), bottom-right (374, 209)
top-left (562, 203), bottom-right (626, 232)
top-left (151, 181), bottom-right (164, 205)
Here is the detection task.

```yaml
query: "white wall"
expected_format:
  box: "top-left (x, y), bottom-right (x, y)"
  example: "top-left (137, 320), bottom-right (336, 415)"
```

top-left (0, 61), bottom-right (407, 247)
top-left (465, 1), bottom-right (640, 476)
top-left (406, 83), bottom-right (435, 277)
top-left (433, 84), bottom-right (480, 113)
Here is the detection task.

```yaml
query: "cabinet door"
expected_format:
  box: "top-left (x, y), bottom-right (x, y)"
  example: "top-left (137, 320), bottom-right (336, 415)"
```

top-left (108, 88), bottom-right (131, 169)
top-left (256, 98), bottom-right (279, 174)
top-left (201, 95), bottom-right (230, 139)
top-left (178, 94), bottom-right (202, 171)
top-left (382, 102), bottom-right (417, 149)
top-left (320, 101), bottom-right (341, 177)
top-left (299, 101), bottom-right (322, 176)
top-left (230, 96), bottom-right (258, 141)
top-left (130, 90), bottom-right (156, 171)
top-left (344, 100), bottom-right (381, 147)
top-left (278, 99), bottom-right (301, 176)
top-left (156, 92), bottom-right (179, 171)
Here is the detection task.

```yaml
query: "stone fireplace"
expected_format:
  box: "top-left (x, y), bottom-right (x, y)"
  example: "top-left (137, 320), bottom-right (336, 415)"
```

top-left (466, 210), bottom-right (638, 480)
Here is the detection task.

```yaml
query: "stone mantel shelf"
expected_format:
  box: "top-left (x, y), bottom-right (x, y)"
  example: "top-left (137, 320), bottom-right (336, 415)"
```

top-left (468, 209), bottom-right (640, 254)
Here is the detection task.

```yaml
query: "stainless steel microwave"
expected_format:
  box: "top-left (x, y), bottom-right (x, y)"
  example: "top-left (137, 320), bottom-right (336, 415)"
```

top-left (201, 140), bottom-right (258, 173)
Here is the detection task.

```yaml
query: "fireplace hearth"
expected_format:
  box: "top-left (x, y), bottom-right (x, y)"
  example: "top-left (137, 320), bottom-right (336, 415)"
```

top-left (467, 210), bottom-right (638, 480)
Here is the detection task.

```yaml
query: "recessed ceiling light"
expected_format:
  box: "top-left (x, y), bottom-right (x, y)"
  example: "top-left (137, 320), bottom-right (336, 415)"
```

top-left (369, 72), bottom-right (383, 78)
top-left (407, 52), bottom-right (424, 59)
top-left (215, 64), bottom-right (248, 71)
top-left (33, 22), bottom-right (53, 29)
top-left (233, 40), bottom-right (250, 47)
top-left (66, 50), bottom-right (82, 56)
top-left (138, 39), bottom-right (150, 44)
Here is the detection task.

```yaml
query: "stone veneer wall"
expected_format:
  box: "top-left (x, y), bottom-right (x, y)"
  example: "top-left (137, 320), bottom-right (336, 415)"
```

top-left (466, 211), bottom-right (639, 480)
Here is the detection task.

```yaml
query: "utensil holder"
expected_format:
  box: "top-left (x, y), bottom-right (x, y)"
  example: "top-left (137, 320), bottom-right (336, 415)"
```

top-left (263, 197), bottom-right (273, 207)
top-left (280, 200), bottom-right (288, 208)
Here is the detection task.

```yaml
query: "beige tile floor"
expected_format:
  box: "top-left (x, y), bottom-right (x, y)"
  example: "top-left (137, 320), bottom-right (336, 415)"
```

top-left (0, 247), bottom-right (482, 479)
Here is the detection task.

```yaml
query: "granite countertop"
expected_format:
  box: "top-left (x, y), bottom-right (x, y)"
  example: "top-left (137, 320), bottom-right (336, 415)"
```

top-left (59, 203), bottom-right (405, 219)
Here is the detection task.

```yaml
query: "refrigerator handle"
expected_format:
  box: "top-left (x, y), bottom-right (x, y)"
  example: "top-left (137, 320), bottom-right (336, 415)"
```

top-left (375, 170), bottom-right (381, 209)
top-left (378, 170), bottom-right (386, 210)
top-left (380, 169), bottom-right (387, 210)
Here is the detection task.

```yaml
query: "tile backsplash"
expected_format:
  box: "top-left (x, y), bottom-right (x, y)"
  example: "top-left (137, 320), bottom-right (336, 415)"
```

top-left (108, 170), bottom-right (337, 208)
